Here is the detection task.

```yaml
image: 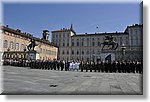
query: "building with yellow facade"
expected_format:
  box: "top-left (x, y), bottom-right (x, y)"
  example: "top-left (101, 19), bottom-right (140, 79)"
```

top-left (0, 25), bottom-right (58, 61)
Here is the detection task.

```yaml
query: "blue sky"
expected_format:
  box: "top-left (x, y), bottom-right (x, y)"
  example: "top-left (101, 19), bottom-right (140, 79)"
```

top-left (3, 2), bottom-right (141, 38)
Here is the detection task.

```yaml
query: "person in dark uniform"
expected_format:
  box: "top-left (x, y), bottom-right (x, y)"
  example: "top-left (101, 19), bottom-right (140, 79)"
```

top-left (101, 61), bottom-right (104, 73)
top-left (47, 60), bottom-right (51, 70)
top-left (108, 61), bottom-right (112, 73)
top-left (41, 60), bottom-right (44, 70)
top-left (37, 60), bottom-right (40, 69)
top-left (97, 61), bottom-right (101, 72)
top-left (56, 60), bottom-right (60, 70)
top-left (51, 61), bottom-right (54, 70)
top-left (104, 60), bottom-right (109, 73)
top-left (112, 61), bottom-right (116, 73)
top-left (80, 61), bottom-right (84, 72)
top-left (60, 60), bottom-right (64, 71)
top-left (65, 61), bottom-right (70, 71)
top-left (121, 61), bottom-right (126, 73)
top-left (117, 61), bottom-right (121, 73)
top-left (94, 62), bottom-right (97, 72)
top-left (131, 61), bottom-right (135, 73)
top-left (86, 62), bottom-right (89, 72)
top-left (135, 61), bottom-right (139, 73)
top-left (139, 61), bottom-right (143, 74)
top-left (89, 61), bottom-right (92, 72)
top-left (126, 61), bottom-right (130, 73)
top-left (53, 60), bottom-right (57, 70)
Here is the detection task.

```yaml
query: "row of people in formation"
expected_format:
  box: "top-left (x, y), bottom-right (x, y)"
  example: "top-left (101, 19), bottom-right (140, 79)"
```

top-left (3, 59), bottom-right (143, 74)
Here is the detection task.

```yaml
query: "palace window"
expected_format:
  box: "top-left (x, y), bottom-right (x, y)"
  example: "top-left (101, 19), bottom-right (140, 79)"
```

top-left (77, 51), bottom-right (79, 55)
top-left (72, 50), bottom-right (74, 55)
top-left (77, 42), bottom-right (79, 46)
top-left (92, 42), bottom-right (95, 46)
top-left (10, 41), bottom-right (14, 49)
top-left (67, 51), bottom-right (69, 55)
top-left (40, 48), bottom-right (42, 53)
top-left (87, 38), bottom-right (90, 46)
top-left (81, 42), bottom-right (84, 46)
top-left (43, 49), bottom-right (45, 54)
top-left (81, 38), bottom-right (84, 46)
top-left (72, 42), bottom-right (74, 46)
top-left (130, 29), bottom-right (133, 34)
top-left (97, 50), bottom-right (100, 54)
top-left (135, 29), bottom-right (138, 34)
top-left (136, 36), bottom-right (138, 45)
top-left (120, 37), bottom-right (122, 45)
top-left (15, 43), bottom-right (19, 50)
top-left (86, 50), bottom-right (89, 55)
top-left (82, 51), bottom-right (84, 55)
top-left (3, 40), bottom-right (8, 48)
top-left (62, 51), bottom-right (65, 55)
top-left (59, 34), bottom-right (61, 38)
top-left (98, 42), bottom-right (101, 46)
top-left (53, 35), bottom-right (55, 38)
top-left (92, 50), bottom-right (95, 54)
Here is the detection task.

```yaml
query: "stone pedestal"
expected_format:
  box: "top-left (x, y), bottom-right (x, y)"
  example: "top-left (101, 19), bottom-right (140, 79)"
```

top-left (100, 50), bottom-right (116, 61)
top-left (27, 51), bottom-right (39, 60)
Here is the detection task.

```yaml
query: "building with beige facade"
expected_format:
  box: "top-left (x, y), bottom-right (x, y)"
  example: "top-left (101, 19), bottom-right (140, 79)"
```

top-left (0, 25), bottom-right (58, 61)
top-left (52, 24), bottom-right (143, 62)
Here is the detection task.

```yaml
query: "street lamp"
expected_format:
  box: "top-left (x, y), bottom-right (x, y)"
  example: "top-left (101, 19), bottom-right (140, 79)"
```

top-left (121, 43), bottom-right (126, 61)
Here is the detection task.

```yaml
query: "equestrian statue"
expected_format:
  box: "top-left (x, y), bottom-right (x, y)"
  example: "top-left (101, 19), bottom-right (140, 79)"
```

top-left (101, 35), bottom-right (118, 50)
top-left (27, 39), bottom-right (38, 51)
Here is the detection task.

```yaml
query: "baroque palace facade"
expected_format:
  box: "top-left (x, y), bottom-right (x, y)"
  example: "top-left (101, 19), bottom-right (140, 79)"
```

top-left (52, 24), bottom-right (143, 62)
top-left (0, 25), bottom-right (58, 61)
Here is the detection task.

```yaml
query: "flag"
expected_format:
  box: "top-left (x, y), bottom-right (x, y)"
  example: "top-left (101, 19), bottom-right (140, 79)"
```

top-left (105, 54), bottom-right (111, 62)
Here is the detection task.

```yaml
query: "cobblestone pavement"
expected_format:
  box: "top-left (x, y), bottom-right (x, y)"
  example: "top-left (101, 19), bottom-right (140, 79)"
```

top-left (1, 66), bottom-right (143, 95)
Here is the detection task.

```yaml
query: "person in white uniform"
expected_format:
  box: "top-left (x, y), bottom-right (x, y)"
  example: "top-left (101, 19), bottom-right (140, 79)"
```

top-left (69, 61), bottom-right (73, 71)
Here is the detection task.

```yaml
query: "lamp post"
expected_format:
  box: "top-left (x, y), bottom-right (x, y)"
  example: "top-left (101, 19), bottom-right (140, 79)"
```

top-left (121, 44), bottom-right (126, 61)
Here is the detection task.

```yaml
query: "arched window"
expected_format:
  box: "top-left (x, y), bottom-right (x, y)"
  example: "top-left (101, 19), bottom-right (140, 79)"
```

top-left (3, 40), bottom-right (8, 48)
top-left (15, 43), bottom-right (19, 50)
top-left (21, 44), bottom-right (24, 51)
top-left (10, 41), bottom-right (14, 49)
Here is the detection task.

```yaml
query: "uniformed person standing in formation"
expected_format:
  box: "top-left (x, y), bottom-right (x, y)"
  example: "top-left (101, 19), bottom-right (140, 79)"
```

top-left (3, 58), bottom-right (143, 74)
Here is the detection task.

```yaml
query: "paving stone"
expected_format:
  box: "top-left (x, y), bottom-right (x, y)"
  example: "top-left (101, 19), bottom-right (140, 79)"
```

top-left (1, 66), bottom-right (143, 95)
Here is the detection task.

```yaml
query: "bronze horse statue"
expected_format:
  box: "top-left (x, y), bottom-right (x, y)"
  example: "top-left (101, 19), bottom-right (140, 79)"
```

top-left (101, 35), bottom-right (118, 50)
top-left (27, 39), bottom-right (38, 51)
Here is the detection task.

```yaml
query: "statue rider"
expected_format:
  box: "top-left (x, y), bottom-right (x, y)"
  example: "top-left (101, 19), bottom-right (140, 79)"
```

top-left (27, 39), bottom-right (36, 51)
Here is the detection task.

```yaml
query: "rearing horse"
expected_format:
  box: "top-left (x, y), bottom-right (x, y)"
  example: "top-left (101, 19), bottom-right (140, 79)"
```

top-left (27, 39), bottom-right (38, 51)
top-left (101, 35), bottom-right (118, 50)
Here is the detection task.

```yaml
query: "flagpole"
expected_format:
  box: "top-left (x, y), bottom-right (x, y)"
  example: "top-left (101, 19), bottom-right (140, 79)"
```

top-left (96, 24), bottom-right (99, 34)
